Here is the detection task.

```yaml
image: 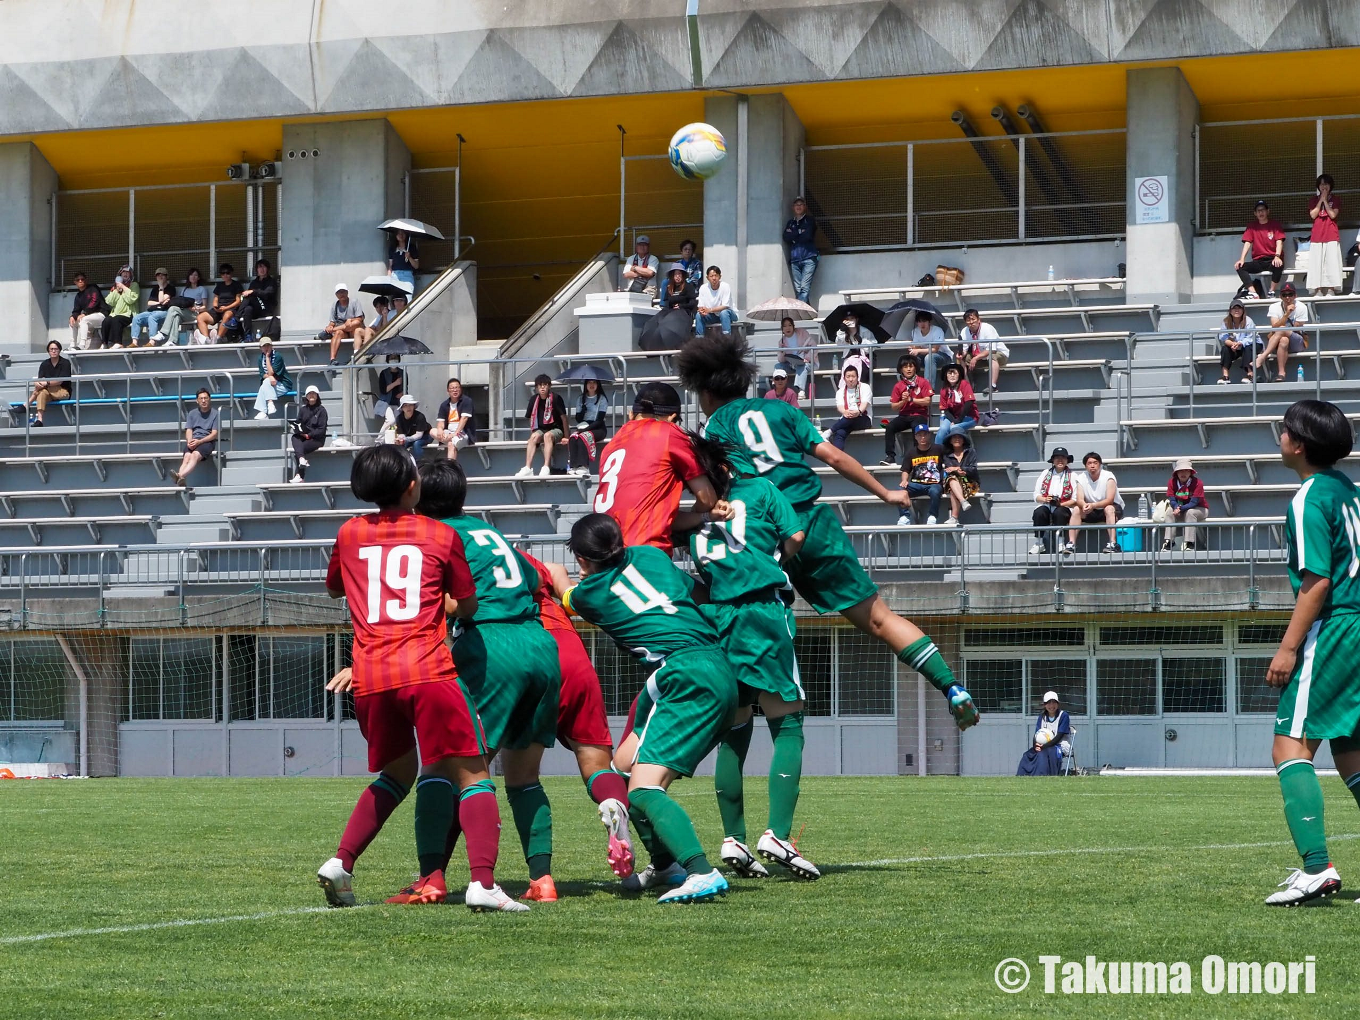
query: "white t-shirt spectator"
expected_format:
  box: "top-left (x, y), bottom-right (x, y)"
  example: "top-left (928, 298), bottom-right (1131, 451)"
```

top-left (1074, 467), bottom-right (1124, 510)
top-left (698, 280), bottom-right (732, 312)
top-left (836, 380), bottom-right (872, 415)
top-left (899, 321), bottom-right (946, 348)
top-left (621, 254), bottom-right (660, 291)
top-left (1266, 297), bottom-right (1310, 330)
top-left (960, 320), bottom-right (1010, 359)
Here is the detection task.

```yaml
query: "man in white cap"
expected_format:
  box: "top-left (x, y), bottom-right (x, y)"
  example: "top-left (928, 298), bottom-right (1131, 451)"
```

top-left (291, 384), bottom-right (329, 483)
top-left (392, 394), bottom-right (431, 460)
top-left (763, 366), bottom-right (799, 407)
top-left (319, 283), bottom-right (365, 365)
top-left (253, 337), bottom-right (292, 420)
top-left (1034, 691), bottom-right (1072, 763)
top-left (620, 235), bottom-right (659, 297)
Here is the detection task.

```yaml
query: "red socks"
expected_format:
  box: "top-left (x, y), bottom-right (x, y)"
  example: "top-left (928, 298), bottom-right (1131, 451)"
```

top-left (586, 768), bottom-right (629, 805)
top-left (458, 780), bottom-right (501, 888)
top-left (337, 772), bottom-right (409, 871)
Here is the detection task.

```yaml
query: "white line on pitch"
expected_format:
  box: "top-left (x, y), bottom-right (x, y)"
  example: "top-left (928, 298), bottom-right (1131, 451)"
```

top-left (0, 905), bottom-right (355, 946)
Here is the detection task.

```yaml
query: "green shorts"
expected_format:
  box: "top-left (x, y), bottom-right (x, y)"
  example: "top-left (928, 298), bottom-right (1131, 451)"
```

top-left (786, 502), bottom-right (878, 614)
top-left (1274, 613), bottom-right (1360, 741)
top-left (629, 646), bottom-right (738, 777)
top-left (701, 598), bottom-right (804, 706)
top-left (452, 620), bottom-right (561, 751)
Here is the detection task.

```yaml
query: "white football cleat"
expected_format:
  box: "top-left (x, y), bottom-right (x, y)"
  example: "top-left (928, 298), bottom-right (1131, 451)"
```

top-left (598, 797), bottom-right (635, 878)
top-left (621, 860), bottom-right (686, 892)
top-left (317, 856), bottom-right (355, 907)
top-left (757, 830), bottom-right (821, 880)
top-left (1265, 866), bottom-right (1341, 906)
top-left (656, 869), bottom-right (729, 904)
top-left (465, 880), bottom-right (530, 913)
top-left (720, 836), bottom-right (770, 878)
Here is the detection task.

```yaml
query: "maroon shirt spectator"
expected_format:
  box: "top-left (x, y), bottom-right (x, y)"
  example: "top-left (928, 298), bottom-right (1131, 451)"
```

top-left (763, 368), bottom-right (799, 406)
top-left (1307, 174), bottom-right (1343, 294)
top-left (1235, 200), bottom-right (1285, 297)
top-left (880, 356), bottom-right (932, 464)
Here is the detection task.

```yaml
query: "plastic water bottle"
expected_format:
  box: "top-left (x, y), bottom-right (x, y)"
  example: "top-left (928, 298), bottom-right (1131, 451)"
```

top-left (1047, 265), bottom-right (1055, 281)
top-left (1138, 493), bottom-right (1150, 519)
top-left (254, 328), bottom-right (262, 342)
top-left (1297, 365), bottom-right (1305, 383)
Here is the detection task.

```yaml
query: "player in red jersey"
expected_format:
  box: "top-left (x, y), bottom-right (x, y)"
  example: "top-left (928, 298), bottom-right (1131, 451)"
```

top-left (520, 549), bottom-right (634, 876)
top-left (315, 445), bottom-right (527, 913)
top-left (592, 382), bottom-right (727, 552)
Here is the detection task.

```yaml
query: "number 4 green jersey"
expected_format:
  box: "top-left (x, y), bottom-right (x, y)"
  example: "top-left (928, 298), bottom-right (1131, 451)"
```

top-left (703, 398), bottom-right (825, 511)
top-left (564, 545), bottom-right (720, 663)
top-left (1286, 468), bottom-right (1360, 614)
top-left (439, 515), bottom-right (540, 624)
top-left (688, 475), bottom-right (802, 602)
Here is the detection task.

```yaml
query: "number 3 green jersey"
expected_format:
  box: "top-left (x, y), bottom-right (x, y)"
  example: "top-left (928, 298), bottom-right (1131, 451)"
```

top-left (1286, 468), bottom-right (1360, 614)
top-left (439, 515), bottom-right (540, 624)
top-left (688, 475), bottom-right (802, 602)
top-left (703, 398), bottom-right (825, 511)
top-left (564, 545), bottom-right (720, 663)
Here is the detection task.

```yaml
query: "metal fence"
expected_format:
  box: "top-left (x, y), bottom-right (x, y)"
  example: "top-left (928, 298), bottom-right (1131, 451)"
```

top-left (1197, 114), bottom-right (1360, 233)
top-left (801, 129), bottom-right (1126, 252)
top-left (404, 165), bottom-right (468, 271)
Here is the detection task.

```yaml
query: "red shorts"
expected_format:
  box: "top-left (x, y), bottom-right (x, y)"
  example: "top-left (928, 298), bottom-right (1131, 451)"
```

top-left (550, 627), bottom-right (615, 748)
top-left (354, 679), bottom-right (485, 772)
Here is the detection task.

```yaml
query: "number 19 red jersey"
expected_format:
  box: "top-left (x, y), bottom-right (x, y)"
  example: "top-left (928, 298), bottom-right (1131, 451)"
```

top-left (326, 510), bottom-right (476, 695)
top-left (592, 417), bottom-right (702, 553)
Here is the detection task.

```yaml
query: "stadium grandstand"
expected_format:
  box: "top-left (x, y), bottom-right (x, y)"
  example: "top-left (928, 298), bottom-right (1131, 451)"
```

top-left (1, 0), bottom-right (1358, 784)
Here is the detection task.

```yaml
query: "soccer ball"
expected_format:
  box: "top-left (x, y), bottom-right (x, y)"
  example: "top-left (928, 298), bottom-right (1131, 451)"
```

top-left (1035, 728), bottom-right (1055, 747)
top-left (668, 123), bottom-right (727, 180)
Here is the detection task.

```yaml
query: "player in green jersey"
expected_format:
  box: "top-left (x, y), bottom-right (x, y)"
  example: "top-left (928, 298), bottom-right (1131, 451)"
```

top-left (675, 333), bottom-right (979, 732)
top-left (562, 512), bottom-right (738, 904)
top-left (1265, 400), bottom-right (1360, 905)
top-left (416, 460), bottom-right (563, 903)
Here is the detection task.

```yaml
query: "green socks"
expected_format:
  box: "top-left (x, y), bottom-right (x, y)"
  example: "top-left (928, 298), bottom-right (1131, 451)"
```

top-left (629, 786), bottom-right (711, 875)
top-left (505, 782), bottom-right (553, 880)
top-left (1277, 759), bottom-right (1329, 873)
top-left (715, 720), bottom-right (753, 841)
top-left (414, 775), bottom-right (455, 877)
top-left (898, 635), bottom-right (957, 693)
top-left (767, 712), bottom-right (804, 841)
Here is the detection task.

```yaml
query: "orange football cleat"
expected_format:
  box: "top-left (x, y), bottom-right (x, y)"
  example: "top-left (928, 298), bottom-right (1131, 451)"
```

top-left (384, 869), bottom-right (448, 905)
top-left (521, 875), bottom-right (558, 902)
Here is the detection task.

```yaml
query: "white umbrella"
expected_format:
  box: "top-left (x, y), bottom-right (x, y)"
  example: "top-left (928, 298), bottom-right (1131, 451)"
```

top-left (377, 218), bottom-right (446, 241)
top-left (747, 296), bottom-right (819, 322)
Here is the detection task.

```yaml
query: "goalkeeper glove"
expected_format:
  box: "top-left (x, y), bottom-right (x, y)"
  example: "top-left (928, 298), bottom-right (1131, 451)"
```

top-left (945, 684), bottom-right (979, 730)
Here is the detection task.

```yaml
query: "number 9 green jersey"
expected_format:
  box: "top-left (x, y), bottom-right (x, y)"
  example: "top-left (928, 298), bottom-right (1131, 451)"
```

top-left (702, 398), bottom-right (826, 511)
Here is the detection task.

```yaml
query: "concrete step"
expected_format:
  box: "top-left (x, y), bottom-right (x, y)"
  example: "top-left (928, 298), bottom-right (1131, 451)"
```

top-left (155, 517), bottom-right (232, 544)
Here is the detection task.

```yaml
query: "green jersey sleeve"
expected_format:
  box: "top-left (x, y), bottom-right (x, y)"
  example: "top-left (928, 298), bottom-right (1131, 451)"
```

top-left (442, 516), bottom-right (538, 624)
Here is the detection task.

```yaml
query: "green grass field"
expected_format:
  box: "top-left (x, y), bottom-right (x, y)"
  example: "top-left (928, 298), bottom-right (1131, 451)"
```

top-left (2, 776), bottom-right (1359, 1018)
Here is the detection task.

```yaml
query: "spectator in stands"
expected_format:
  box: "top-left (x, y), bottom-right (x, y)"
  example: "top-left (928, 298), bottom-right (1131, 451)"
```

top-left (882, 355), bottom-right (931, 465)
top-left (388, 228), bottom-right (420, 291)
top-left (764, 367), bottom-right (799, 407)
top-left (677, 239), bottom-right (703, 289)
top-left (130, 268), bottom-right (174, 346)
top-left (695, 265), bottom-right (735, 337)
top-left (198, 263), bottom-right (243, 342)
top-left (237, 258), bottom-right (278, 342)
top-left (100, 265), bottom-right (139, 349)
top-left (783, 196), bottom-right (818, 303)
top-left (321, 283), bottom-right (365, 365)
top-left (957, 309), bottom-right (1009, 394)
top-left (26, 340), bottom-right (71, 427)
top-left (941, 432), bottom-right (980, 526)
top-left (1031, 447), bottom-right (1078, 555)
top-left (290, 385), bottom-right (328, 483)
top-left (935, 363), bottom-right (978, 446)
top-left (568, 378), bottom-right (609, 477)
top-left (252, 338), bottom-right (292, 420)
top-left (897, 423), bottom-right (944, 527)
top-left (1307, 173), bottom-right (1342, 296)
top-left (1072, 451), bottom-right (1123, 553)
top-left (373, 354), bottom-right (404, 420)
top-left (1256, 283), bottom-right (1310, 381)
top-left (658, 264), bottom-right (697, 314)
top-left (621, 235), bottom-right (659, 298)
top-left (1161, 458), bottom-right (1208, 552)
top-left (173, 388), bottom-right (219, 486)
top-left (433, 377), bottom-right (474, 461)
top-left (900, 310), bottom-right (950, 383)
top-left (356, 295), bottom-right (392, 346)
top-left (828, 364), bottom-right (872, 450)
top-left (1235, 200), bottom-right (1285, 298)
top-left (1217, 297), bottom-right (1259, 384)
top-left (517, 373), bottom-right (566, 478)
top-left (68, 272), bottom-right (104, 349)
top-left (833, 310), bottom-right (877, 366)
top-left (154, 268), bottom-right (208, 346)
top-left (392, 395), bottom-right (431, 460)
top-left (392, 292), bottom-right (409, 319)
top-left (775, 316), bottom-right (816, 398)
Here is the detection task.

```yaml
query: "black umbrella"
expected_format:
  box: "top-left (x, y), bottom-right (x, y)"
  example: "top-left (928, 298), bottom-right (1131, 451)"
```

top-left (822, 302), bottom-right (890, 343)
top-left (556, 363), bottom-right (616, 383)
top-left (638, 307), bottom-right (694, 352)
top-left (880, 298), bottom-right (949, 338)
top-left (366, 334), bottom-right (432, 356)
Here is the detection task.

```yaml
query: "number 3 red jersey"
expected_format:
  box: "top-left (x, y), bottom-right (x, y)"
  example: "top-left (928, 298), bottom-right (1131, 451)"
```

top-left (326, 510), bottom-right (476, 695)
top-left (592, 417), bottom-right (702, 553)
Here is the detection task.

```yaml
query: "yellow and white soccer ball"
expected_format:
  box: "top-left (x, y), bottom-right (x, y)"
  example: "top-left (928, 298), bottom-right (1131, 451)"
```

top-left (668, 123), bottom-right (727, 180)
top-left (1035, 728), bottom-right (1055, 747)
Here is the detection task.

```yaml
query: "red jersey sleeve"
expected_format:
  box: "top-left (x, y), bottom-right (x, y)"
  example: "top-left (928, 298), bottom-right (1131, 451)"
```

top-left (669, 426), bottom-right (703, 483)
top-left (325, 538), bottom-right (344, 592)
top-left (442, 527), bottom-right (477, 601)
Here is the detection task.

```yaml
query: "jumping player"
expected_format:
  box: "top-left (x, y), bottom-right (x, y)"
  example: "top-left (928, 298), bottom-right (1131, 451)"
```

top-left (676, 437), bottom-right (817, 880)
top-left (562, 513), bottom-right (739, 904)
top-left (674, 334), bottom-right (979, 731)
top-left (415, 459), bottom-right (562, 903)
top-left (316, 445), bottom-right (525, 912)
top-left (1265, 399), bottom-right (1360, 906)
top-left (520, 549), bottom-right (635, 879)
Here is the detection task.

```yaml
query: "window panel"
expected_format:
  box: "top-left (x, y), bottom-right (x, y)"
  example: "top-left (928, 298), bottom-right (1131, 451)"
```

top-left (11, 641), bottom-right (69, 722)
top-left (792, 629), bottom-right (832, 717)
top-left (836, 630), bottom-right (895, 716)
top-left (1236, 657), bottom-right (1277, 714)
top-left (260, 637), bottom-right (329, 719)
top-left (162, 638), bottom-right (216, 720)
top-left (129, 638), bottom-right (161, 721)
top-left (1096, 658), bottom-right (1158, 715)
top-left (1028, 659), bottom-right (1088, 715)
top-left (1162, 657), bottom-right (1226, 713)
top-left (963, 659), bottom-right (1023, 714)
